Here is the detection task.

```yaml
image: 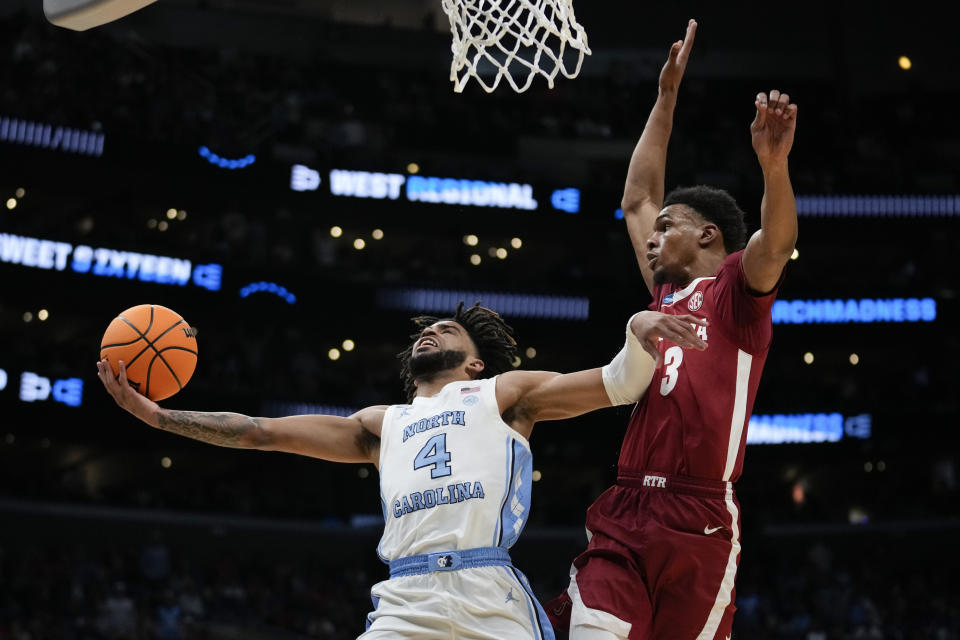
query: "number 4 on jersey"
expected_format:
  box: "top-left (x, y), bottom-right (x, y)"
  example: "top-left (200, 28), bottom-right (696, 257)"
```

top-left (414, 433), bottom-right (452, 478)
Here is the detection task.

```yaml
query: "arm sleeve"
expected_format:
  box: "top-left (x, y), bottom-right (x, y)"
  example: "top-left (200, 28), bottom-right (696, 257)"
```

top-left (601, 314), bottom-right (657, 406)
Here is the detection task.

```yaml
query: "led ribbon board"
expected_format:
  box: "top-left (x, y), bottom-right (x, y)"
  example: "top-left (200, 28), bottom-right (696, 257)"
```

top-left (747, 413), bottom-right (871, 444)
top-left (0, 116), bottom-right (104, 157)
top-left (619, 196), bottom-right (960, 219)
top-left (293, 166), bottom-right (542, 211)
top-left (327, 169), bottom-right (537, 211)
top-left (0, 233), bottom-right (222, 291)
top-left (377, 288), bottom-right (589, 320)
top-left (263, 401), bottom-right (355, 418)
top-left (405, 175), bottom-right (537, 210)
top-left (796, 195), bottom-right (960, 217)
top-left (773, 298), bottom-right (936, 324)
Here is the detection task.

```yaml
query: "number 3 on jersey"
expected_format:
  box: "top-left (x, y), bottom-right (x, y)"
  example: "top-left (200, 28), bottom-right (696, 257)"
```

top-left (659, 345), bottom-right (684, 396)
top-left (413, 433), bottom-right (452, 478)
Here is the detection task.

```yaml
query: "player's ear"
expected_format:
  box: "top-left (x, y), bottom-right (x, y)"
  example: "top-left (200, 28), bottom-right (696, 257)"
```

top-left (465, 358), bottom-right (485, 378)
top-left (699, 222), bottom-right (721, 248)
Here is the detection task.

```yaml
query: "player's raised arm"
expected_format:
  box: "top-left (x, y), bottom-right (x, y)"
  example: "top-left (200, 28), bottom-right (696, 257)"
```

top-left (622, 19), bottom-right (697, 295)
top-left (495, 311), bottom-right (707, 437)
top-left (97, 359), bottom-right (384, 465)
top-left (742, 89), bottom-right (799, 293)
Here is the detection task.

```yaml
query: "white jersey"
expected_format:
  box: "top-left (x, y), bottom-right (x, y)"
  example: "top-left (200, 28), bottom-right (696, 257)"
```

top-left (376, 376), bottom-right (533, 561)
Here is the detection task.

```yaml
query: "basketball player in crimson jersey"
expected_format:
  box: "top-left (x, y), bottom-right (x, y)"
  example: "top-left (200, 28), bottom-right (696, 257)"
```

top-left (547, 19), bottom-right (799, 640)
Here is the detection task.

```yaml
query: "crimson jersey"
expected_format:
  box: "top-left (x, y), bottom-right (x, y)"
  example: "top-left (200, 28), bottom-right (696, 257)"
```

top-left (618, 250), bottom-right (781, 483)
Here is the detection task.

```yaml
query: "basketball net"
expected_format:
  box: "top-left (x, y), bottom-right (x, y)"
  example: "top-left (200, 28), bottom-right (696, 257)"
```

top-left (441, 0), bottom-right (591, 93)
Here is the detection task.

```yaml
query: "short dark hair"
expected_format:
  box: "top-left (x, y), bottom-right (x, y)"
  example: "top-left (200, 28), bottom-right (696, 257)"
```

top-left (397, 301), bottom-right (518, 401)
top-left (663, 185), bottom-right (748, 254)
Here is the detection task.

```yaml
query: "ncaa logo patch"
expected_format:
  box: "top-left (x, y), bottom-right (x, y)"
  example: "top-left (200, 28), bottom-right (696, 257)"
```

top-left (463, 395), bottom-right (479, 406)
top-left (688, 290), bottom-right (704, 312)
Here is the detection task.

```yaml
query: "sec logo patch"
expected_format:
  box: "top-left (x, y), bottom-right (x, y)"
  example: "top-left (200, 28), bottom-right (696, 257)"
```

top-left (688, 291), bottom-right (703, 312)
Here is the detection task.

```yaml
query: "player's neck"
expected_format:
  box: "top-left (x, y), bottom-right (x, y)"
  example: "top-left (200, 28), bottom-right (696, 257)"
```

top-left (414, 370), bottom-right (472, 398)
top-left (681, 252), bottom-right (726, 285)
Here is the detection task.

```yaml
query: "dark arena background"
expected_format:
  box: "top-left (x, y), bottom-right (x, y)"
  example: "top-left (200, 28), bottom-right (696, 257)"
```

top-left (1, 1), bottom-right (958, 638)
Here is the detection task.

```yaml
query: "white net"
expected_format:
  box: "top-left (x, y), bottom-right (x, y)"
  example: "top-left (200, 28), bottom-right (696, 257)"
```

top-left (441, 0), bottom-right (591, 93)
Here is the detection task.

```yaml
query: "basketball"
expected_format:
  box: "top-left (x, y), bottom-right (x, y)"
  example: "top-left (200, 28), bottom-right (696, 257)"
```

top-left (99, 304), bottom-right (198, 401)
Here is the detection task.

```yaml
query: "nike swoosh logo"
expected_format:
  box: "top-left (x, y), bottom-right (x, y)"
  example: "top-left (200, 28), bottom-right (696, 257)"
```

top-left (704, 525), bottom-right (722, 535)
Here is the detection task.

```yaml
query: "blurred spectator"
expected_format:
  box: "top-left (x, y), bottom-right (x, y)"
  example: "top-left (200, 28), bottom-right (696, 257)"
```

top-left (1, 531), bottom-right (958, 640)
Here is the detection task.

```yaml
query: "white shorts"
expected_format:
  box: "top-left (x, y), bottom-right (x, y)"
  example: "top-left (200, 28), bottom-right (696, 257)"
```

top-left (359, 564), bottom-right (554, 640)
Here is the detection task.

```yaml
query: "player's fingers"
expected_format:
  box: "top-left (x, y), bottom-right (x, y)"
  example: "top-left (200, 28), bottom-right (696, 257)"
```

top-left (668, 39), bottom-right (681, 59)
top-left (665, 318), bottom-right (707, 349)
top-left (652, 321), bottom-right (685, 341)
top-left (752, 93), bottom-right (768, 129)
top-left (769, 89), bottom-right (781, 109)
top-left (678, 19), bottom-right (697, 60)
top-left (657, 325), bottom-right (699, 349)
top-left (97, 359), bottom-right (111, 383)
top-left (785, 103), bottom-right (798, 120)
top-left (98, 361), bottom-right (121, 399)
top-left (675, 314), bottom-right (708, 326)
top-left (674, 327), bottom-right (707, 350)
top-left (665, 315), bottom-right (698, 330)
top-left (776, 91), bottom-right (790, 116)
top-left (118, 360), bottom-right (128, 386)
top-left (682, 19), bottom-right (697, 46)
top-left (650, 327), bottom-right (678, 346)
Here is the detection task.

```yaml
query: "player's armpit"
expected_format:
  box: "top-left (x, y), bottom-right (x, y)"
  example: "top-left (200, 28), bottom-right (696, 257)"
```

top-left (741, 228), bottom-right (793, 295)
top-left (256, 405), bottom-right (387, 465)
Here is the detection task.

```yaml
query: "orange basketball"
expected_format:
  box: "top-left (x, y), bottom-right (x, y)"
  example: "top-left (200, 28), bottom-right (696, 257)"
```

top-left (100, 304), bottom-right (198, 401)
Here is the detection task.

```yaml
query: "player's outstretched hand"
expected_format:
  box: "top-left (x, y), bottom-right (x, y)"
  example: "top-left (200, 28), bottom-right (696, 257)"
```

top-left (630, 311), bottom-right (708, 364)
top-left (97, 358), bottom-right (158, 420)
top-left (751, 89), bottom-right (798, 168)
top-left (659, 19), bottom-right (697, 94)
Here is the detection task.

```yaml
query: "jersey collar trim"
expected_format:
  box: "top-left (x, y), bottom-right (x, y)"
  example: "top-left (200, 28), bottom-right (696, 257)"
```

top-left (662, 276), bottom-right (716, 307)
top-left (412, 378), bottom-right (482, 403)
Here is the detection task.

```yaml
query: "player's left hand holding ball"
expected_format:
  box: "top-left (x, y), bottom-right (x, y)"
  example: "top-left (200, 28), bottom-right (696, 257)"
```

top-left (98, 358), bottom-right (159, 421)
top-left (97, 303), bottom-right (198, 419)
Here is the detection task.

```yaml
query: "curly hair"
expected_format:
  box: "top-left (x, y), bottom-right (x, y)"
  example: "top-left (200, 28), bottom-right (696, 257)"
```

top-left (397, 301), bottom-right (518, 401)
top-left (663, 185), bottom-right (748, 254)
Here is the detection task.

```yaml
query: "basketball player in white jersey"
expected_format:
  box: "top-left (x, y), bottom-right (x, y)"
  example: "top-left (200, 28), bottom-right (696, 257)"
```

top-left (97, 302), bottom-right (707, 639)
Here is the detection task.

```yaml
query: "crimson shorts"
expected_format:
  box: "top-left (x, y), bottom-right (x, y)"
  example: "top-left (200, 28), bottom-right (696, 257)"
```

top-left (547, 471), bottom-right (742, 640)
